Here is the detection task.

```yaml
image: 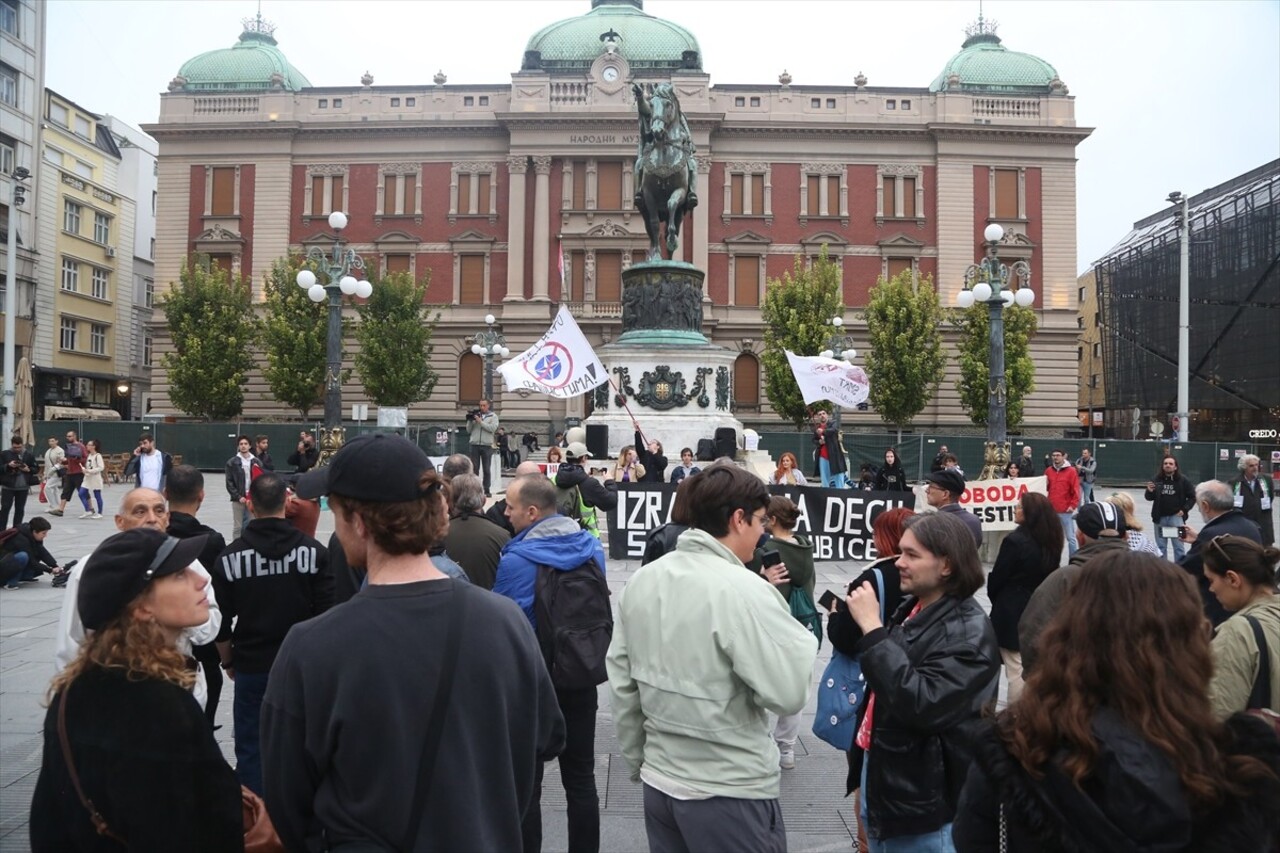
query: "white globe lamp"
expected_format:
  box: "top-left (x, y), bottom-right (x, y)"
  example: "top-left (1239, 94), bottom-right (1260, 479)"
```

top-left (296, 269), bottom-right (316, 289)
top-left (983, 223), bottom-right (1004, 244)
top-left (957, 290), bottom-right (975, 308)
top-left (328, 211), bottom-right (348, 231)
top-left (339, 275), bottom-right (357, 295)
top-left (972, 281), bottom-right (993, 302)
top-left (307, 284), bottom-right (326, 303)
top-left (484, 313), bottom-right (496, 326)
top-left (355, 279), bottom-right (373, 299)
top-left (1014, 288), bottom-right (1035, 307)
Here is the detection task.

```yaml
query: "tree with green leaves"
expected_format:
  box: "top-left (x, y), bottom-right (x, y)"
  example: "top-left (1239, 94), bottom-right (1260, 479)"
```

top-left (260, 257), bottom-right (330, 419)
top-left (354, 271), bottom-right (441, 407)
top-left (953, 303), bottom-right (1038, 429)
top-left (864, 271), bottom-right (947, 442)
top-left (161, 259), bottom-right (257, 421)
top-left (760, 251), bottom-right (844, 428)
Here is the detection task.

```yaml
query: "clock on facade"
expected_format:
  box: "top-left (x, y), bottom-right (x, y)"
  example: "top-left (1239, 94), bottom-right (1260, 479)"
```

top-left (602, 66), bottom-right (619, 82)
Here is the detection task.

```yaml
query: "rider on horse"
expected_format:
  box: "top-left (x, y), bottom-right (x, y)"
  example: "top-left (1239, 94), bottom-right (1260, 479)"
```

top-left (632, 82), bottom-right (698, 211)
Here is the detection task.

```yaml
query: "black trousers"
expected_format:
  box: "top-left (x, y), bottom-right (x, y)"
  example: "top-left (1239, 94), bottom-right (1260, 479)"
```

top-left (522, 686), bottom-right (600, 853)
top-left (0, 487), bottom-right (28, 529)
top-left (471, 445), bottom-right (494, 493)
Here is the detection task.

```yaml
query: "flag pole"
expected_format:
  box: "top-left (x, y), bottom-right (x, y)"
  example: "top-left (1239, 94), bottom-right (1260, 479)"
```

top-left (608, 376), bottom-right (648, 446)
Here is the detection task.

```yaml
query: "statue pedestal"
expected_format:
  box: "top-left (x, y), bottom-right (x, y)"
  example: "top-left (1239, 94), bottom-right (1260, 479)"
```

top-left (588, 262), bottom-right (742, 460)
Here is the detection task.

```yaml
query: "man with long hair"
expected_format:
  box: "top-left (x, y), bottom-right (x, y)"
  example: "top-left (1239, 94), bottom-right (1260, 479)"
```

top-left (264, 434), bottom-right (564, 852)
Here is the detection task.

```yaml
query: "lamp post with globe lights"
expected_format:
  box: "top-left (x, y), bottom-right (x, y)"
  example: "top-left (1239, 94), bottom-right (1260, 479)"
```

top-left (819, 315), bottom-right (858, 437)
top-left (295, 211), bottom-right (372, 454)
top-left (955, 222), bottom-right (1035, 478)
top-left (471, 313), bottom-right (510, 402)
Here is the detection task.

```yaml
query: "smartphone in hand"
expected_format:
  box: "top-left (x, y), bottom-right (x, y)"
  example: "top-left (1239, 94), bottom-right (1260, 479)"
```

top-left (818, 590), bottom-right (839, 611)
top-left (761, 551), bottom-right (784, 569)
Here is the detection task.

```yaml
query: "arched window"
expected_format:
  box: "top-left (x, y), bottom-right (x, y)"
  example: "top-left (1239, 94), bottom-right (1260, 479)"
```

top-left (458, 352), bottom-right (483, 406)
top-left (734, 353), bottom-right (760, 410)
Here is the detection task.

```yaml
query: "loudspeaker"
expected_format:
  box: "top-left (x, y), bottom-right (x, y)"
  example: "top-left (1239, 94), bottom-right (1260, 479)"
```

top-left (585, 424), bottom-right (609, 460)
top-left (714, 427), bottom-right (737, 459)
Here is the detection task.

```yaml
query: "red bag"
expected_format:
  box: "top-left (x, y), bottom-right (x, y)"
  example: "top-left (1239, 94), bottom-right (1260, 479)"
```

top-left (38, 482), bottom-right (47, 503)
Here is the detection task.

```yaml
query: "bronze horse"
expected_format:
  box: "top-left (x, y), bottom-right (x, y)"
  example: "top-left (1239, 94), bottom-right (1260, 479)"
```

top-left (633, 83), bottom-right (698, 262)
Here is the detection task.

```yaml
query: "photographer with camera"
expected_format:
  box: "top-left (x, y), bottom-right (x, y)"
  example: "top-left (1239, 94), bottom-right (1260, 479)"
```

top-left (288, 430), bottom-right (319, 474)
top-left (466, 399), bottom-right (499, 496)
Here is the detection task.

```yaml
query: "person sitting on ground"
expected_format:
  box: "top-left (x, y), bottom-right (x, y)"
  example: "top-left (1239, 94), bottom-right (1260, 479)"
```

top-left (1017, 500), bottom-right (1130, 676)
top-left (874, 447), bottom-right (908, 492)
top-left (953, 551), bottom-right (1280, 852)
top-left (633, 427), bottom-right (668, 484)
top-left (1106, 491), bottom-right (1161, 555)
top-left (769, 451), bottom-right (807, 486)
top-left (614, 445), bottom-right (646, 483)
top-left (29, 528), bottom-right (244, 852)
top-left (669, 447), bottom-right (701, 485)
top-left (0, 516), bottom-right (61, 589)
top-left (987, 492), bottom-right (1064, 704)
top-left (1201, 535), bottom-right (1280, 718)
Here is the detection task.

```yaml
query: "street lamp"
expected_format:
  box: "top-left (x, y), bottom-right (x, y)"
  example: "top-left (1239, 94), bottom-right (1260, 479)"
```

top-left (295, 211), bottom-right (372, 459)
top-left (470, 313), bottom-right (510, 401)
top-left (4, 166), bottom-right (32, 441)
top-left (1167, 191), bottom-right (1190, 443)
top-left (955, 223), bottom-right (1035, 479)
top-left (819, 315), bottom-right (858, 437)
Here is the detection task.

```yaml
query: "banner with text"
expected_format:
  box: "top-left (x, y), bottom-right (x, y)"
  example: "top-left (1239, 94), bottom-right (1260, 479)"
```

top-left (497, 305), bottom-right (608, 398)
top-left (606, 483), bottom-right (915, 561)
top-left (910, 476), bottom-right (1048, 531)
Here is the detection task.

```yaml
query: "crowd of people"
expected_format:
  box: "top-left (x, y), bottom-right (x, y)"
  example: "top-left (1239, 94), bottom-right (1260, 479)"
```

top-left (8, 417), bottom-right (1280, 852)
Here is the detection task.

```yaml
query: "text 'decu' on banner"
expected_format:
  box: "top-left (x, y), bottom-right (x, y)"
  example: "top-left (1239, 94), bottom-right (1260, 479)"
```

top-left (910, 476), bottom-right (1048, 531)
top-left (606, 483), bottom-right (914, 561)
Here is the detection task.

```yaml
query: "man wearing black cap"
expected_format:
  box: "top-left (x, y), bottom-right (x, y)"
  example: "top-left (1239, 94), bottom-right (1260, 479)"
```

top-left (262, 433), bottom-right (565, 852)
top-left (923, 469), bottom-right (982, 546)
top-left (1017, 500), bottom-right (1130, 674)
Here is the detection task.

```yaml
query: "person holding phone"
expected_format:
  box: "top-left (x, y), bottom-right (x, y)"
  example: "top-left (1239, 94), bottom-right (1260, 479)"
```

top-left (612, 445), bottom-right (646, 484)
top-left (0, 435), bottom-right (37, 529)
top-left (1175, 480), bottom-right (1263, 627)
top-left (1144, 455), bottom-right (1197, 561)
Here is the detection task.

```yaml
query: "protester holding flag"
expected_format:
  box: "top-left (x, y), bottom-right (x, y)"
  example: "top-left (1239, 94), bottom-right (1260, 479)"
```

top-left (633, 425), bottom-right (668, 484)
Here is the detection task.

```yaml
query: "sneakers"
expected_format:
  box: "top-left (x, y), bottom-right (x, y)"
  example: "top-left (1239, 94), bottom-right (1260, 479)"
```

top-left (779, 749), bottom-right (796, 770)
top-left (3, 583), bottom-right (18, 590)
top-left (49, 509), bottom-right (63, 516)
top-left (79, 512), bottom-right (93, 519)
top-left (91, 513), bottom-right (103, 519)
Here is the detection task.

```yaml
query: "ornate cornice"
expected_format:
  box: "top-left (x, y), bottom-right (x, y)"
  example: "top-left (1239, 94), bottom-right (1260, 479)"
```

top-left (379, 162), bottom-right (419, 175)
top-left (723, 161), bottom-right (770, 173)
top-left (801, 162), bottom-right (845, 174)
top-left (879, 164), bottom-right (921, 177)
top-left (927, 124), bottom-right (1094, 144)
top-left (454, 161), bottom-right (497, 173)
top-left (307, 164), bottom-right (349, 175)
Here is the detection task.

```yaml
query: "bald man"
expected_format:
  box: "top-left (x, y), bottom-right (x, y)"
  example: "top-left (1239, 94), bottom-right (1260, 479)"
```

top-left (486, 461), bottom-right (543, 535)
top-left (53, 488), bottom-right (223, 710)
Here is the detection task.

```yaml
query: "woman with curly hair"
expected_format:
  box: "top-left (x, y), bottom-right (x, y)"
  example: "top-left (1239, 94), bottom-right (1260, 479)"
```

top-left (987, 492), bottom-right (1064, 704)
top-left (953, 551), bottom-right (1280, 852)
top-left (770, 451), bottom-right (808, 486)
top-left (30, 528), bottom-right (243, 852)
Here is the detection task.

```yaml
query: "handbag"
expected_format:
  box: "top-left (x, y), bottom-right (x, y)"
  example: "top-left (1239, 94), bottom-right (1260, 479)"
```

top-left (58, 682), bottom-right (284, 852)
top-left (811, 567), bottom-right (885, 750)
top-left (788, 585), bottom-right (822, 645)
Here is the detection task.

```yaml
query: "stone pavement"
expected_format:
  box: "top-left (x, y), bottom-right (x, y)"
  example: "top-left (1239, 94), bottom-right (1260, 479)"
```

top-left (0, 484), bottom-right (1199, 852)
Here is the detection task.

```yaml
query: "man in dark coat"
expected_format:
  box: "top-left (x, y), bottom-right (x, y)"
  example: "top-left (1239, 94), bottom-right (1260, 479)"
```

top-left (1179, 479), bottom-right (1263, 627)
top-left (0, 436), bottom-right (37, 529)
top-left (1233, 453), bottom-right (1275, 546)
top-left (811, 410), bottom-right (847, 488)
top-left (442, 473), bottom-right (509, 590)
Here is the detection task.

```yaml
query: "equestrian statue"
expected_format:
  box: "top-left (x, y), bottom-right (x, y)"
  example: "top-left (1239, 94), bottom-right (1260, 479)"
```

top-left (632, 82), bottom-right (698, 262)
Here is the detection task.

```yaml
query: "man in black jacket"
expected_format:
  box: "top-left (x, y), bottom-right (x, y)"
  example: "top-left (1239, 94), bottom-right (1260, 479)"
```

top-left (254, 435), bottom-right (274, 472)
top-left (165, 464), bottom-right (229, 727)
top-left (553, 442), bottom-right (619, 538)
top-left (442, 473), bottom-right (508, 590)
top-left (929, 445), bottom-right (949, 474)
top-left (1143, 455), bottom-right (1197, 561)
top-left (0, 516), bottom-right (60, 588)
top-left (287, 431), bottom-right (319, 473)
top-left (0, 436), bottom-right (36, 529)
top-left (213, 472), bottom-right (331, 795)
top-left (1178, 479), bottom-right (1263, 627)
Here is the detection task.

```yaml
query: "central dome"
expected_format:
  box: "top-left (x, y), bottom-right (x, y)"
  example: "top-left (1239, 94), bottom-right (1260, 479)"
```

top-left (929, 21), bottom-right (1058, 93)
top-left (523, 0), bottom-right (701, 72)
top-left (175, 15), bottom-right (311, 93)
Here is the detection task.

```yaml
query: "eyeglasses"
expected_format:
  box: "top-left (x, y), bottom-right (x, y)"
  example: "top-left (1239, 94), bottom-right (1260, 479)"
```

top-left (749, 511), bottom-right (768, 527)
top-left (1208, 534), bottom-right (1233, 564)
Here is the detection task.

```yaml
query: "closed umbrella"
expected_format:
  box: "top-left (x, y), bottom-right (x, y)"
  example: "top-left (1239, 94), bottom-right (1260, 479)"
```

top-left (14, 357), bottom-right (34, 447)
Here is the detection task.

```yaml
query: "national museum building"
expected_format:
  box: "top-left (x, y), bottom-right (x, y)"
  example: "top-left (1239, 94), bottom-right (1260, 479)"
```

top-left (145, 0), bottom-right (1091, 430)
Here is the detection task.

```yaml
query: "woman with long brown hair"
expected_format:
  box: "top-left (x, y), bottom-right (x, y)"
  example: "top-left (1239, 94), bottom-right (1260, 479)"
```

top-left (953, 551), bottom-right (1280, 852)
top-left (30, 528), bottom-right (244, 851)
top-left (987, 491), bottom-right (1064, 704)
top-left (770, 451), bottom-right (808, 486)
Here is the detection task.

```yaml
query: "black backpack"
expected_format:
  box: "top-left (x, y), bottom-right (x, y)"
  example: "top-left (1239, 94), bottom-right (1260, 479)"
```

top-left (533, 557), bottom-right (613, 690)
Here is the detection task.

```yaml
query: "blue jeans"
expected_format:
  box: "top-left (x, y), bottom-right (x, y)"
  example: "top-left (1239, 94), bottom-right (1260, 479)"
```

top-left (1059, 512), bottom-right (1078, 556)
top-left (819, 457), bottom-right (847, 489)
top-left (860, 759), bottom-right (956, 852)
top-left (232, 670), bottom-right (271, 795)
top-left (1, 551), bottom-right (30, 588)
top-left (1080, 482), bottom-right (1094, 503)
top-left (1154, 515), bottom-right (1186, 561)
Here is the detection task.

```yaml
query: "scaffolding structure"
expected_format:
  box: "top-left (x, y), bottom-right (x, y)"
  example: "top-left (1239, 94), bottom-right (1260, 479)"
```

top-left (1094, 160), bottom-right (1280, 438)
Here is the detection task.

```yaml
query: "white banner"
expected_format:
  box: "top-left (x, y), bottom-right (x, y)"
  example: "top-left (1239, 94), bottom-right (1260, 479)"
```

top-left (911, 476), bottom-right (1049, 531)
top-left (497, 305), bottom-right (609, 398)
top-left (784, 350), bottom-right (870, 409)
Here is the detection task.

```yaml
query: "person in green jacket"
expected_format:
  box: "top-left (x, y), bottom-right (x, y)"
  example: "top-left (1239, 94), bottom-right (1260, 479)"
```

top-left (607, 464), bottom-right (818, 853)
top-left (757, 496), bottom-right (817, 771)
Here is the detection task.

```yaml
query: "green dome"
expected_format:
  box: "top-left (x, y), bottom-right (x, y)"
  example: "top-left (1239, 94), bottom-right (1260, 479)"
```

top-left (523, 0), bottom-right (701, 72)
top-left (929, 25), bottom-right (1058, 93)
top-left (175, 16), bottom-right (311, 93)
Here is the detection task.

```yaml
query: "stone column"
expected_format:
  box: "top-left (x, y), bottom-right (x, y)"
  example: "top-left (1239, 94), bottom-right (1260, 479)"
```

top-left (504, 155), bottom-right (528, 301)
top-left (694, 159), bottom-right (711, 288)
top-left (531, 155), bottom-right (553, 301)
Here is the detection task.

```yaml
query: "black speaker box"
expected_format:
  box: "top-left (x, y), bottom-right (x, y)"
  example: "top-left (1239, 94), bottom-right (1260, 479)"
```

top-left (714, 427), bottom-right (737, 459)
top-left (585, 423), bottom-right (610, 460)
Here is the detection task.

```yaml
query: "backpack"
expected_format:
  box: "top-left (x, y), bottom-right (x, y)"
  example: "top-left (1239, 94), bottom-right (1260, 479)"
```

top-left (533, 557), bottom-right (613, 690)
top-left (0, 526), bottom-right (20, 551)
top-left (556, 484), bottom-right (585, 528)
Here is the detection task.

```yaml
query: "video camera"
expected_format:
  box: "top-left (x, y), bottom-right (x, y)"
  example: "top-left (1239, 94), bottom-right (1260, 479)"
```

top-left (466, 408), bottom-right (482, 421)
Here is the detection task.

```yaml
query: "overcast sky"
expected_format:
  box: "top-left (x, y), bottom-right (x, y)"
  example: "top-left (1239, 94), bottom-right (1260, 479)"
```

top-left (45, 0), bottom-right (1280, 274)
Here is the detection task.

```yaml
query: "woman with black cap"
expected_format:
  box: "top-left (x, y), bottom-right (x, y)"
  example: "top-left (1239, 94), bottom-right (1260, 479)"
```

top-left (29, 528), bottom-right (243, 852)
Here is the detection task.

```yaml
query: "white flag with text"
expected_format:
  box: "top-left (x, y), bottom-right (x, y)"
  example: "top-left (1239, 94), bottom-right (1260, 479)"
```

top-left (784, 350), bottom-right (871, 409)
top-left (497, 305), bottom-right (608, 399)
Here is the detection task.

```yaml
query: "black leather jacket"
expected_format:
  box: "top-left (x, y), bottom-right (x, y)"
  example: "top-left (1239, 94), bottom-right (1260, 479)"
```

top-left (850, 594), bottom-right (1000, 840)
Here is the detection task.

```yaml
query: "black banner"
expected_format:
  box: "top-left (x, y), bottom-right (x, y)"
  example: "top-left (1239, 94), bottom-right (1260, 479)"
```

top-left (606, 484), bottom-right (915, 561)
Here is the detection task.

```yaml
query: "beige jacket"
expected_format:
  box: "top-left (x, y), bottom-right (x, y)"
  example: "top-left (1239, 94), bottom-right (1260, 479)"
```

top-left (1209, 594), bottom-right (1280, 719)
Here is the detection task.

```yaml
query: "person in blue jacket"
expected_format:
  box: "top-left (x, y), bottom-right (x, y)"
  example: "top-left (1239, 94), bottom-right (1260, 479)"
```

top-left (493, 473), bottom-right (607, 853)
